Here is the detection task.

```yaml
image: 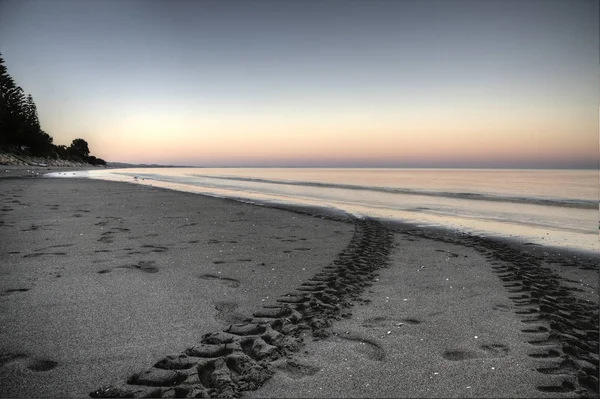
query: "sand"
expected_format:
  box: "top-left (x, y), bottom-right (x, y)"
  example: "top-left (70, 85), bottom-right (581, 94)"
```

top-left (0, 174), bottom-right (598, 398)
top-left (249, 231), bottom-right (598, 398)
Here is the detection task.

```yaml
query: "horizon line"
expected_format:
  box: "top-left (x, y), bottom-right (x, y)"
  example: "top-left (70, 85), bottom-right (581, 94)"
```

top-left (106, 163), bottom-right (599, 171)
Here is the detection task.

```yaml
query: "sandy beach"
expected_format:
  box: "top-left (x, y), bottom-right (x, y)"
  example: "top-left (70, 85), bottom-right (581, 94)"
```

top-left (0, 174), bottom-right (597, 398)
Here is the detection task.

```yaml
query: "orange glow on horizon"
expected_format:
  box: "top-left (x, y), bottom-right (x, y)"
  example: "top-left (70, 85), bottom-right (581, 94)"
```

top-left (56, 101), bottom-right (597, 167)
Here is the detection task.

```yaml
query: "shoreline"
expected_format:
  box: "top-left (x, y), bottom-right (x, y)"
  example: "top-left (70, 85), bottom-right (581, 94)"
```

top-left (0, 176), bottom-right (597, 398)
top-left (9, 163), bottom-right (600, 263)
top-left (43, 167), bottom-right (599, 255)
top-left (135, 178), bottom-right (600, 266)
top-left (0, 165), bottom-right (100, 179)
top-left (382, 218), bottom-right (599, 272)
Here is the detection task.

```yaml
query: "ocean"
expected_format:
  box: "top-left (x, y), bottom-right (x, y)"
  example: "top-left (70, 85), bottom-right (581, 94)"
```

top-left (47, 168), bottom-right (599, 253)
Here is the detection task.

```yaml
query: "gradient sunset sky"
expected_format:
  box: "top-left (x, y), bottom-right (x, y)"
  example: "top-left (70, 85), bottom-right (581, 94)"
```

top-left (1, 0), bottom-right (598, 168)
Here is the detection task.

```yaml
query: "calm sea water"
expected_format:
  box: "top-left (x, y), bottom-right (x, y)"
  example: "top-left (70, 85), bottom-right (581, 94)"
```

top-left (47, 168), bottom-right (599, 253)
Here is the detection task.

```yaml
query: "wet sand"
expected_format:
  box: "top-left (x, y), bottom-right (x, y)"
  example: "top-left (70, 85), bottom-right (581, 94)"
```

top-left (0, 164), bottom-right (102, 179)
top-left (0, 175), bottom-right (597, 398)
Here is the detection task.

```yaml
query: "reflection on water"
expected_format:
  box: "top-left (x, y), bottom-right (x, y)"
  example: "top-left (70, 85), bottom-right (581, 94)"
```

top-left (46, 168), bottom-right (599, 253)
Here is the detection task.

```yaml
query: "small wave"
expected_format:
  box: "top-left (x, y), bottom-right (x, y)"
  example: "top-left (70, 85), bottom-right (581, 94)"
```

top-left (188, 174), bottom-right (597, 210)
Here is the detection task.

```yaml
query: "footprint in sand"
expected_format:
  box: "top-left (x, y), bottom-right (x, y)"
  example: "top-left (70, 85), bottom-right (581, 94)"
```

top-left (35, 244), bottom-right (74, 252)
top-left (213, 302), bottom-right (251, 325)
top-left (335, 334), bottom-right (385, 361)
top-left (480, 343), bottom-right (510, 357)
top-left (435, 249), bottom-right (460, 257)
top-left (275, 360), bottom-right (321, 379)
top-left (99, 261), bottom-right (159, 274)
top-left (0, 354), bottom-right (58, 372)
top-left (141, 245), bottom-right (168, 253)
top-left (198, 274), bottom-right (240, 288)
top-left (442, 343), bottom-right (510, 361)
top-left (0, 353), bottom-right (27, 368)
top-left (2, 288), bottom-right (30, 296)
top-left (120, 261), bottom-right (159, 273)
top-left (362, 315), bottom-right (411, 328)
top-left (442, 350), bottom-right (479, 361)
top-left (178, 222), bottom-right (197, 228)
top-left (27, 359), bottom-right (58, 372)
top-left (98, 234), bottom-right (114, 244)
top-left (362, 316), bottom-right (389, 328)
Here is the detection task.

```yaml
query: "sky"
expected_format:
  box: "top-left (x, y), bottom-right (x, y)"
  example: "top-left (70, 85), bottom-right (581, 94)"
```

top-left (0, 0), bottom-right (598, 168)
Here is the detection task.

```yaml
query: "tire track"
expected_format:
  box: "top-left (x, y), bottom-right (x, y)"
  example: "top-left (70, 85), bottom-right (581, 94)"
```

top-left (90, 218), bottom-right (393, 398)
top-left (401, 228), bottom-right (599, 398)
top-left (486, 247), bottom-right (599, 396)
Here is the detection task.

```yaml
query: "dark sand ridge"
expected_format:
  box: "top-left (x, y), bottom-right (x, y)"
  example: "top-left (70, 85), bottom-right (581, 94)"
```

top-left (0, 175), bottom-right (598, 398)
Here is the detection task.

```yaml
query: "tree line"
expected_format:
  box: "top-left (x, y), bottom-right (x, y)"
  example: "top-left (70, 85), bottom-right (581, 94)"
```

top-left (0, 53), bottom-right (105, 165)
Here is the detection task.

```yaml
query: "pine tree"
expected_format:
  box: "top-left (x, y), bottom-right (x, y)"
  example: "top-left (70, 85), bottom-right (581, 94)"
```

top-left (25, 94), bottom-right (40, 130)
top-left (0, 53), bottom-right (13, 101)
top-left (0, 54), bottom-right (52, 154)
top-left (0, 52), bottom-right (98, 160)
top-left (0, 53), bottom-right (17, 148)
top-left (4, 85), bottom-right (26, 148)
